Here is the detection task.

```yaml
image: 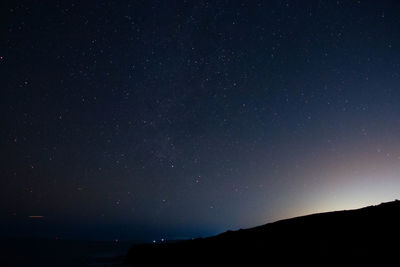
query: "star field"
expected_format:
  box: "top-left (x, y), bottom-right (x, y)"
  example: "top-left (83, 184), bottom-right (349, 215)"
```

top-left (2, 0), bottom-right (400, 241)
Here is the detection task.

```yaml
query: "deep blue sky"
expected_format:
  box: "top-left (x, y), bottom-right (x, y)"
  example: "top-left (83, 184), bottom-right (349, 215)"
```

top-left (2, 0), bottom-right (400, 241)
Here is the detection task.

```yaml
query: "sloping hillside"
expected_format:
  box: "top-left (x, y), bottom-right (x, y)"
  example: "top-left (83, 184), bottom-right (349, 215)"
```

top-left (127, 200), bottom-right (400, 266)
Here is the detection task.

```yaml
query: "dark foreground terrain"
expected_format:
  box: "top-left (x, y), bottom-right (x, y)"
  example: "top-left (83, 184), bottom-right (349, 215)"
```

top-left (0, 239), bottom-right (131, 266)
top-left (127, 200), bottom-right (400, 266)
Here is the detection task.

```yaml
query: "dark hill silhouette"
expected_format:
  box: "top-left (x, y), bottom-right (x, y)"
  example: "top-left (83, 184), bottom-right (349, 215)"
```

top-left (126, 200), bottom-right (400, 266)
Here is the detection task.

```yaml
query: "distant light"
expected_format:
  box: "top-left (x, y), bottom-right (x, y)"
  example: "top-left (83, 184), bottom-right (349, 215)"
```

top-left (152, 240), bottom-right (156, 243)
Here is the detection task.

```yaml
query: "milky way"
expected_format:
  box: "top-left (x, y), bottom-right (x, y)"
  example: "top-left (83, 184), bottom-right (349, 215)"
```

top-left (2, 1), bottom-right (400, 241)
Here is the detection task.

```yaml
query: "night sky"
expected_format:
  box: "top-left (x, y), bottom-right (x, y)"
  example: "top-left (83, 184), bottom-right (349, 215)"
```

top-left (2, 0), bottom-right (400, 241)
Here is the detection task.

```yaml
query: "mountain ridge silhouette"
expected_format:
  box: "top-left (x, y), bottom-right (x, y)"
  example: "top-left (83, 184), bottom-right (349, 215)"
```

top-left (127, 200), bottom-right (400, 266)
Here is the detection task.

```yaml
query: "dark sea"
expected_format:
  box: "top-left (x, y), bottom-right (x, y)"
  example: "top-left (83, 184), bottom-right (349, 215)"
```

top-left (0, 238), bottom-right (133, 266)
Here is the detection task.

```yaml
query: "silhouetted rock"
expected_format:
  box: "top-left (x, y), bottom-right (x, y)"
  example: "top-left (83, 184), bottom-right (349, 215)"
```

top-left (126, 200), bottom-right (400, 266)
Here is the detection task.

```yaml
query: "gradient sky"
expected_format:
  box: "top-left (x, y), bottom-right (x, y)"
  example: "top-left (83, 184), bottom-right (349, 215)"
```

top-left (2, 0), bottom-right (400, 241)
